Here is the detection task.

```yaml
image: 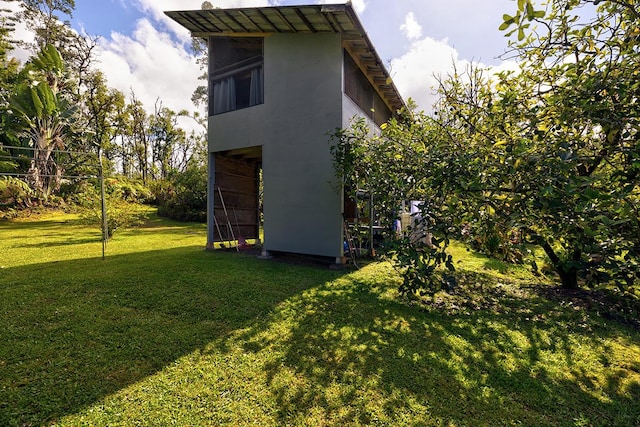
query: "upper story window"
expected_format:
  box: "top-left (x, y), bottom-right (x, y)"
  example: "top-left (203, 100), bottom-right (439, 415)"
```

top-left (343, 51), bottom-right (392, 127)
top-left (209, 37), bottom-right (264, 115)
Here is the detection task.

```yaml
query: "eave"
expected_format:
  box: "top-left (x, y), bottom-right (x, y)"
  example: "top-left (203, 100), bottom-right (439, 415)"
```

top-left (165, 3), bottom-right (406, 114)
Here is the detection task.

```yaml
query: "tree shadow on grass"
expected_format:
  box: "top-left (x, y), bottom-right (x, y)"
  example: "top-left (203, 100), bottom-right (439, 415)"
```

top-left (0, 246), bottom-right (343, 426)
top-left (11, 237), bottom-right (101, 248)
top-left (1, 218), bottom-right (90, 240)
top-left (234, 267), bottom-right (640, 426)
top-left (3, 211), bottom-right (639, 427)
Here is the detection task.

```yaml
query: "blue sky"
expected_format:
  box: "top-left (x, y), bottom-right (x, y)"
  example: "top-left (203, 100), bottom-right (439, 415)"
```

top-left (71, 0), bottom-right (139, 38)
top-left (70, 0), bottom-right (512, 65)
top-left (5, 0), bottom-right (520, 129)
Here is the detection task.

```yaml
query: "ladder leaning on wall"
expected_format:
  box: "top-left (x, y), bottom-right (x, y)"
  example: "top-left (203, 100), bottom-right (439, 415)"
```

top-left (216, 187), bottom-right (239, 252)
top-left (343, 218), bottom-right (358, 268)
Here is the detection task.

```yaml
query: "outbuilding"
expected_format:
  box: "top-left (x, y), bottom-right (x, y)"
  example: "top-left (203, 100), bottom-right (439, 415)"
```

top-left (165, 2), bottom-right (405, 264)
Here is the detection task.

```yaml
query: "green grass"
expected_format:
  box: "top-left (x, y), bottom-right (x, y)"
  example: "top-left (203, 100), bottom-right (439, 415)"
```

top-left (1, 211), bottom-right (639, 426)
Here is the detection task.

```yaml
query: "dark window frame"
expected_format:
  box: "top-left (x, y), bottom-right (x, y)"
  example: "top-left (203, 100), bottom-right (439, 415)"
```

top-left (209, 37), bottom-right (264, 115)
top-left (343, 51), bottom-right (392, 126)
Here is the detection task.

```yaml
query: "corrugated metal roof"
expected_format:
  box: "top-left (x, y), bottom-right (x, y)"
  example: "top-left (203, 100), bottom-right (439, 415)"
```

top-left (164, 3), bottom-right (406, 113)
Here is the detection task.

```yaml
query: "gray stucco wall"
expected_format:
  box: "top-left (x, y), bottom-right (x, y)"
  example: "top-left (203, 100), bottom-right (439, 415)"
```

top-left (209, 33), bottom-right (344, 258)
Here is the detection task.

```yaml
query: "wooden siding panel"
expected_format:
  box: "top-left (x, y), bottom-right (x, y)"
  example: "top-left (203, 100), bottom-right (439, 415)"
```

top-left (214, 155), bottom-right (260, 241)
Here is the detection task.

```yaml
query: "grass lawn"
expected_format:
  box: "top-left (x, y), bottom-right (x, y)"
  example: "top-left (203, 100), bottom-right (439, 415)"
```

top-left (1, 210), bottom-right (639, 426)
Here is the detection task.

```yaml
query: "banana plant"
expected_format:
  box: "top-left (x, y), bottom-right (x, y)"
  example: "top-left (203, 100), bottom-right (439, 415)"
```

top-left (9, 43), bottom-right (78, 198)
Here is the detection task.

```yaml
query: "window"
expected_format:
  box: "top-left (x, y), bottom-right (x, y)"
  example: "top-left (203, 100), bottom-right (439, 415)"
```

top-left (209, 37), bottom-right (264, 115)
top-left (343, 51), bottom-right (391, 127)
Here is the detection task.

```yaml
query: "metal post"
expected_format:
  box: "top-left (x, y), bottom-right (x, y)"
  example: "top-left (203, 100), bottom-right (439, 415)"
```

top-left (98, 146), bottom-right (108, 260)
top-left (207, 152), bottom-right (216, 249)
top-left (369, 191), bottom-right (375, 256)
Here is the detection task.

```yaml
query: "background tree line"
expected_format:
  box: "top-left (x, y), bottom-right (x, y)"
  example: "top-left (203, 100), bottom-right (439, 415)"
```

top-left (0, 0), bottom-right (208, 223)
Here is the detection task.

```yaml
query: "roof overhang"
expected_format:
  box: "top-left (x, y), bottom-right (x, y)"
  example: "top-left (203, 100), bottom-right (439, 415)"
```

top-left (165, 3), bottom-right (406, 114)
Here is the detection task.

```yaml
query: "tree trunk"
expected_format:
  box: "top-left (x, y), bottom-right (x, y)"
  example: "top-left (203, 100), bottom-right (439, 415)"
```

top-left (539, 238), bottom-right (580, 289)
top-left (556, 267), bottom-right (579, 289)
top-left (28, 123), bottom-right (62, 198)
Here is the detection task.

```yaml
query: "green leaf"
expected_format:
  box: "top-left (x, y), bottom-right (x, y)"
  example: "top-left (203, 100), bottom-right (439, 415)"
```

top-left (518, 28), bottom-right (525, 41)
top-left (517, 0), bottom-right (526, 12)
top-left (35, 44), bottom-right (63, 72)
top-left (30, 86), bottom-right (44, 117)
top-left (9, 88), bottom-right (32, 119)
top-left (526, 2), bottom-right (535, 20)
top-left (47, 44), bottom-right (63, 71)
top-left (38, 83), bottom-right (57, 116)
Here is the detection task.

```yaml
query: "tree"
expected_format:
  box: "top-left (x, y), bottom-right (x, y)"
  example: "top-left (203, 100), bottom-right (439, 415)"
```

top-left (0, 0), bottom-right (19, 66)
top-left (20, 0), bottom-right (75, 51)
top-left (175, 113), bottom-right (207, 171)
top-left (332, 0), bottom-right (639, 294)
top-left (8, 44), bottom-right (78, 198)
top-left (127, 92), bottom-right (149, 183)
top-left (0, 1), bottom-right (22, 172)
top-left (156, 162), bottom-right (208, 222)
top-left (331, 111), bottom-right (456, 297)
top-left (494, 0), bottom-right (639, 289)
top-left (20, 0), bottom-right (99, 98)
top-left (79, 70), bottom-right (124, 173)
top-left (0, 2), bottom-right (20, 110)
top-left (149, 101), bottom-right (186, 179)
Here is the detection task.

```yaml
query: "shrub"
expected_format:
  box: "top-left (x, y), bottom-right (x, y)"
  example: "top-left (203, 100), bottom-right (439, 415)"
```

top-left (460, 219), bottom-right (526, 264)
top-left (0, 177), bottom-right (32, 219)
top-left (156, 165), bottom-right (207, 223)
top-left (72, 179), bottom-right (148, 237)
top-left (105, 177), bottom-right (153, 204)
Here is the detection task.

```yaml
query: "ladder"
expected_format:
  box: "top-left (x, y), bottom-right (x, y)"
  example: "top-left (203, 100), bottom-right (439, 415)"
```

top-left (216, 187), bottom-right (239, 251)
top-left (343, 219), bottom-right (358, 268)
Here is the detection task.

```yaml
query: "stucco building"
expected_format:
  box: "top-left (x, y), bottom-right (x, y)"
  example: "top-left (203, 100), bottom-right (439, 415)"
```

top-left (166, 2), bottom-right (405, 263)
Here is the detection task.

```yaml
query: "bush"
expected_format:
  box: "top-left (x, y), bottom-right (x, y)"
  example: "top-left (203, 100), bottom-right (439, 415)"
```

top-left (460, 219), bottom-right (526, 264)
top-left (107, 178), bottom-right (153, 204)
top-left (0, 177), bottom-right (32, 219)
top-left (155, 165), bottom-right (207, 223)
top-left (70, 179), bottom-right (148, 237)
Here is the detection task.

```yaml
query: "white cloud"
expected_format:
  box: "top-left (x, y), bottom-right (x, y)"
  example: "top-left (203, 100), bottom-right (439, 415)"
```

top-left (96, 18), bottom-right (203, 130)
top-left (390, 37), bottom-right (466, 113)
top-left (134, 0), bottom-right (275, 43)
top-left (400, 11), bottom-right (422, 41)
top-left (1, 0), bottom-right (35, 63)
top-left (390, 36), bottom-right (519, 113)
top-left (389, 6), bottom-right (519, 113)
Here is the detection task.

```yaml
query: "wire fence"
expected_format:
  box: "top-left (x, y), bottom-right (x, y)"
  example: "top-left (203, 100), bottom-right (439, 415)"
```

top-left (0, 172), bottom-right (98, 179)
top-left (1, 145), bottom-right (98, 179)
top-left (0, 145), bottom-right (99, 156)
top-left (1, 144), bottom-right (109, 259)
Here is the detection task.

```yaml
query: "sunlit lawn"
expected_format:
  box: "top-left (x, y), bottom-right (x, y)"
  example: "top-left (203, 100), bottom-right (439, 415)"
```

top-left (1, 210), bottom-right (639, 426)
